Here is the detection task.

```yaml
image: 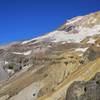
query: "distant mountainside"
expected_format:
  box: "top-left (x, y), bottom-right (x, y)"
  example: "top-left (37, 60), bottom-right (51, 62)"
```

top-left (0, 11), bottom-right (100, 100)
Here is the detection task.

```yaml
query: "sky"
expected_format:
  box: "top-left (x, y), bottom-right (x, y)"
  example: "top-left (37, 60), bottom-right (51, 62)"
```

top-left (0, 0), bottom-right (100, 44)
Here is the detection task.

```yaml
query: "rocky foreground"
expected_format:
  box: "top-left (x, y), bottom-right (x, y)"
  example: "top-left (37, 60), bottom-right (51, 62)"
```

top-left (0, 11), bottom-right (100, 100)
top-left (66, 72), bottom-right (100, 100)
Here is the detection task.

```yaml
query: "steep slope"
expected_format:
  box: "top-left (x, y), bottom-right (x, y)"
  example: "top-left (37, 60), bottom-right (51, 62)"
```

top-left (38, 58), bottom-right (100, 100)
top-left (0, 11), bottom-right (100, 100)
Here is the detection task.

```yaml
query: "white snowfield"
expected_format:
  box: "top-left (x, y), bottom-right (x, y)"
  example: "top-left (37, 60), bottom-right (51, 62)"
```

top-left (21, 24), bottom-right (100, 45)
top-left (46, 24), bottom-right (100, 43)
top-left (12, 50), bottom-right (32, 56)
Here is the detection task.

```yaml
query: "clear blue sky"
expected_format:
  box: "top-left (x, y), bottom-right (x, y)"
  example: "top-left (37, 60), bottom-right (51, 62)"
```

top-left (0, 0), bottom-right (100, 44)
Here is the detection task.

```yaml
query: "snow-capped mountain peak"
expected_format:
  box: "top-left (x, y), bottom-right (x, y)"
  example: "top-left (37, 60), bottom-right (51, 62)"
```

top-left (21, 11), bottom-right (100, 45)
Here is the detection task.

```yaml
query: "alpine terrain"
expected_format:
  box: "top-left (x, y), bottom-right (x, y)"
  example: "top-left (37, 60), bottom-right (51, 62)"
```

top-left (0, 11), bottom-right (100, 100)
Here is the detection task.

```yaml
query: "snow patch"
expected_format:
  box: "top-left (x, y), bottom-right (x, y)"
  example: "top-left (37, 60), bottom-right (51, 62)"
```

top-left (66, 16), bottom-right (83, 25)
top-left (5, 61), bottom-right (8, 65)
top-left (87, 38), bottom-right (96, 44)
top-left (47, 25), bottom-right (100, 43)
top-left (21, 35), bottom-right (47, 45)
top-left (12, 52), bottom-right (23, 55)
top-left (78, 25), bottom-right (100, 36)
top-left (75, 47), bottom-right (88, 52)
top-left (7, 69), bottom-right (14, 75)
top-left (21, 40), bottom-right (32, 44)
top-left (24, 50), bottom-right (32, 55)
top-left (62, 42), bottom-right (66, 44)
top-left (12, 50), bottom-right (32, 56)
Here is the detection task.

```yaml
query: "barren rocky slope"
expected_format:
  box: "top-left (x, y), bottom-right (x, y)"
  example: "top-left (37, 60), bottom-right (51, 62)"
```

top-left (0, 11), bottom-right (100, 100)
top-left (66, 72), bottom-right (100, 100)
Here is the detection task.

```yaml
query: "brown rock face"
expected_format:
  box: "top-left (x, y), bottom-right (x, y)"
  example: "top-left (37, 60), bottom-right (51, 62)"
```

top-left (66, 72), bottom-right (100, 100)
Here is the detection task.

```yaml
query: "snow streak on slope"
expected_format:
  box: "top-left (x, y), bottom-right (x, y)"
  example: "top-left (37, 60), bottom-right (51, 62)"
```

top-left (75, 47), bottom-right (88, 52)
top-left (12, 50), bottom-right (32, 55)
top-left (45, 25), bottom-right (100, 43)
top-left (65, 16), bottom-right (83, 25)
top-left (22, 24), bottom-right (100, 44)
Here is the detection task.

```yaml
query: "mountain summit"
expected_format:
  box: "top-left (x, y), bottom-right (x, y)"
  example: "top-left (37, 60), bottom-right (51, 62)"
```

top-left (0, 11), bottom-right (100, 100)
